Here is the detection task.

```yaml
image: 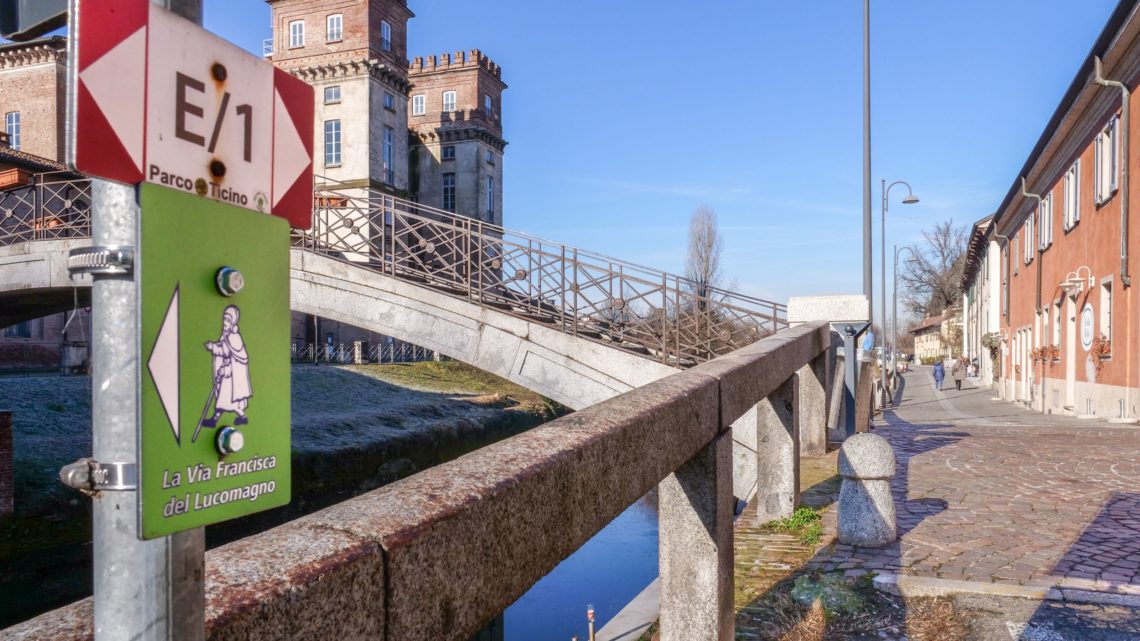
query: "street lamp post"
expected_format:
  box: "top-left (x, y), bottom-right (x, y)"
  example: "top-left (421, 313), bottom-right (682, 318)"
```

top-left (892, 244), bottom-right (919, 380)
top-left (881, 180), bottom-right (918, 404)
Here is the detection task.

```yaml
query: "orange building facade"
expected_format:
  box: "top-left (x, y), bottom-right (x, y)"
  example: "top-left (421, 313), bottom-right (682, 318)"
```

top-left (965, 0), bottom-right (1140, 420)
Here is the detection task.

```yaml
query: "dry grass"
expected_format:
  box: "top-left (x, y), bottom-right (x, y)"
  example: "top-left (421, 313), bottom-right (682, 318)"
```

top-left (738, 573), bottom-right (968, 641)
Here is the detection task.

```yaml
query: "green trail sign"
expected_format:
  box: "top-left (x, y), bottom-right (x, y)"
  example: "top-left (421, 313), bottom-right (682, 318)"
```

top-left (139, 183), bottom-right (290, 539)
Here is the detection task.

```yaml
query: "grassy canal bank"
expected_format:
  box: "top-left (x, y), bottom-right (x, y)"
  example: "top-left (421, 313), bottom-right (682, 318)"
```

top-left (0, 361), bottom-right (567, 629)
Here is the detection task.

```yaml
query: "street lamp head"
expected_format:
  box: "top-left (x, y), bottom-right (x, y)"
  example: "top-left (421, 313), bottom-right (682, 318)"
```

top-left (902, 194), bottom-right (919, 205)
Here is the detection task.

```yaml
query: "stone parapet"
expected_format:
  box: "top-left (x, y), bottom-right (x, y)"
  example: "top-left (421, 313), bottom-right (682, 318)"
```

top-left (4, 321), bottom-right (833, 641)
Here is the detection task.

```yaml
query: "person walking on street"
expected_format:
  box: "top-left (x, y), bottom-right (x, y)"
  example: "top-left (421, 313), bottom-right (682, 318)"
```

top-left (952, 357), bottom-right (966, 391)
top-left (933, 360), bottom-right (945, 391)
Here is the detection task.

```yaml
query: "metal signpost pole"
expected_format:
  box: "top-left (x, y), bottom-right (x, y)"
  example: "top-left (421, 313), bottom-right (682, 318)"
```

top-left (843, 324), bottom-right (858, 437)
top-left (65, 0), bottom-right (310, 637)
top-left (87, 4), bottom-right (203, 640)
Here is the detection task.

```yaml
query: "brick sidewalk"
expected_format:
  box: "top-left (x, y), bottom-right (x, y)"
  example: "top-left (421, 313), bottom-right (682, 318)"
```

top-left (809, 368), bottom-right (1140, 595)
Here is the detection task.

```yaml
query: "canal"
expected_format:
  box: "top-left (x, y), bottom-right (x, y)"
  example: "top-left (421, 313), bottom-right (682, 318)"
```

top-left (505, 493), bottom-right (659, 640)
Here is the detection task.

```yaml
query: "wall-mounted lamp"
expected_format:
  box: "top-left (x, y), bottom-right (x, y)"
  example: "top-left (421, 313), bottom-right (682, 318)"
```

top-left (1060, 266), bottom-right (1093, 294)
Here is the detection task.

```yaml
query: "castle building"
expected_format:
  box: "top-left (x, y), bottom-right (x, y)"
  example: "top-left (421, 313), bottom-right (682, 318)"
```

top-left (407, 51), bottom-right (506, 225)
top-left (265, 0), bottom-right (508, 225)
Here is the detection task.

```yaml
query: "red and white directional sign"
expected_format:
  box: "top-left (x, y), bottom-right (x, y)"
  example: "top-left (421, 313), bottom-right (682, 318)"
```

top-left (69, 0), bottom-right (313, 228)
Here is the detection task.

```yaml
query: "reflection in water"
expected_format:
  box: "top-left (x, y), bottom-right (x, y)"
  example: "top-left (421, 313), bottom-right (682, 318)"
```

top-left (504, 494), bottom-right (658, 640)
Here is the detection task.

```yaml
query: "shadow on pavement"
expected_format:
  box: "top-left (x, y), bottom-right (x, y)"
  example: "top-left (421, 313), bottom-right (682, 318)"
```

top-left (1005, 492), bottom-right (1140, 640)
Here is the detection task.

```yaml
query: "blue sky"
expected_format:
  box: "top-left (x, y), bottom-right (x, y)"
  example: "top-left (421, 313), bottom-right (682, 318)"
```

top-left (205, 0), bottom-right (1119, 310)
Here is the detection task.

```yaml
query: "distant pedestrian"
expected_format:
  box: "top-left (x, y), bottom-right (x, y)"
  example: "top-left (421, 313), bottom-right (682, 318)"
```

top-left (933, 360), bottom-right (945, 391)
top-left (952, 357), bottom-right (966, 391)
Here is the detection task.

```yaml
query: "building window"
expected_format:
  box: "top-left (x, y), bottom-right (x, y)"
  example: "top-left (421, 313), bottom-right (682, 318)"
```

top-left (326, 14), bottom-right (342, 42)
top-left (486, 176), bottom-right (494, 215)
top-left (323, 86), bottom-right (341, 104)
top-left (323, 119), bottom-right (341, 166)
top-left (383, 126), bottom-right (394, 184)
top-left (4, 112), bottom-right (19, 150)
top-left (383, 92), bottom-right (395, 111)
top-left (1095, 115), bottom-right (1120, 204)
top-left (1038, 193), bottom-right (1052, 250)
top-left (442, 90), bottom-right (456, 113)
top-left (441, 145), bottom-right (455, 160)
top-left (289, 20), bottom-right (304, 48)
top-left (1101, 278), bottom-right (1113, 346)
top-left (1053, 300), bottom-right (1062, 347)
top-left (485, 150), bottom-right (494, 164)
top-left (1022, 218), bottom-right (1033, 264)
top-left (1063, 161), bottom-right (1080, 230)
top-left (442, 173), bottom-right (456, 211)
top-left (484, 94), bottom-right (493, 115)
top-left (380, 20), bottom-right (392, 52)
top-left (412, 94), bottom-right (425, 116)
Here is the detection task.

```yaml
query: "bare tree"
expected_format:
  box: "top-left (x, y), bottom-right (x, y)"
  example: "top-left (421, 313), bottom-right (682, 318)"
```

top-left (685, 204), bottom-right (723, 309)
top-left (898, 219), bottom-right (968, 316)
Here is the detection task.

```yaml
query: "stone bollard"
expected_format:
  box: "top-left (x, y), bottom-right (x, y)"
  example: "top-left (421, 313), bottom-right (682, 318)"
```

top-left (837, 433), bottom-right (896, 547)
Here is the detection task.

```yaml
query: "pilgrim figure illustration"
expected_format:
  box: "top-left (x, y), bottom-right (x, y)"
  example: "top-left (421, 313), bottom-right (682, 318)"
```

top-left (198, 305), bottom-right (252, 432)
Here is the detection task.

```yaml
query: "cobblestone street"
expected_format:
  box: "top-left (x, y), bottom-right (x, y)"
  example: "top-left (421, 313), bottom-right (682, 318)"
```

top-left (814, 366), bottom-right (1140, 601)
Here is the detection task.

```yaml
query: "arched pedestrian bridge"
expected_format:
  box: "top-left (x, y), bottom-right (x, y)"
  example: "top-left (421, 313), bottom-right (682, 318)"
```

top-left (0, 176), bottom-right (786, 411)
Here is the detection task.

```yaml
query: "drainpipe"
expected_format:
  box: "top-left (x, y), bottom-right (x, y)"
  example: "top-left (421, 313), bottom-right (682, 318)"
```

top-left (1095, 56), bottom-right (1131, 288)
top-left (1095, 55), bottom-right (1133, 419)
top-left (1021, 177), bottom-right (1045, 412)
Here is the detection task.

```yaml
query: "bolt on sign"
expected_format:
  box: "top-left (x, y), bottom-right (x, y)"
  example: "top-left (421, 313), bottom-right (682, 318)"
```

top-left (68, 0), bottom-right (313, 538)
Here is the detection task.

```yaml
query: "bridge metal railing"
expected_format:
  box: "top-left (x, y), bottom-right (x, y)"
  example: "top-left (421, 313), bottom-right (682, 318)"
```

top-left (6, 320), bottom-right (832, 641)
top-left (0, 173), bottom-right (91, 245)
top-left (1, 173), bottom-right (787, 367)
top-left (303, 178), bottom-right (787, 366)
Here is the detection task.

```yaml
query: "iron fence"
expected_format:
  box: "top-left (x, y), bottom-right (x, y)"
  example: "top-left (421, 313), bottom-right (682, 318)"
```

top-left (291, 341), bottom-right (439, 365)
top-left (3, 173), bottom-right (787, 367)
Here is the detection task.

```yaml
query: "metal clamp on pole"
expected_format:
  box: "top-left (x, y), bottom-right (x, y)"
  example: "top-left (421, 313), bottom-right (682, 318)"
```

top-left (67, 246), bottom-right (134, 277)
top-left (60, 458), bottom-right (137, 496)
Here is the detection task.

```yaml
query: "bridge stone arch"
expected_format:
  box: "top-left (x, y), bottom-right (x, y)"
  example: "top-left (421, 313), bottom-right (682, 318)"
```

top-left (0, 239), bottom-right (93, 328)
top-left (291, 250), bottom-right (676, 410)
top-left (0, 239), bottom-right (675, 410)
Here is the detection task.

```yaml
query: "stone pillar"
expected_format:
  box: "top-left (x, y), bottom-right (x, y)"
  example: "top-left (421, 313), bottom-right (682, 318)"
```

top-left (797, 353), bottom-right (828, 457)
top-left (754, 377), bottom-right (798, 523)
top-left (0, 411), bottom-right (11, 515)
top-left (659, 433), bottom-right (733, 641)
top-left (837, 433), bottom-right (897, 547)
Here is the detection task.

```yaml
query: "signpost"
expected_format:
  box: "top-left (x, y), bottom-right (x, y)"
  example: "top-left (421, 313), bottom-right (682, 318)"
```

top-left (139, 184), bottom-right (291, 538)
top-left (69, 0), bottom-right (313, 227)
top-left (60, 0), bottom-right (313, 637)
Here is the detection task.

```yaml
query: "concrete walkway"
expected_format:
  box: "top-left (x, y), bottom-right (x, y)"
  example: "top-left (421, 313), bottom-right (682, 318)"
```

top-left (812, 366), bottom-right (1140, 603)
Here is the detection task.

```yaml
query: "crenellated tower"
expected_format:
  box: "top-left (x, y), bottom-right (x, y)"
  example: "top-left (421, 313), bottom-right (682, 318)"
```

top-left (407, 49), bottom-right (507, 224)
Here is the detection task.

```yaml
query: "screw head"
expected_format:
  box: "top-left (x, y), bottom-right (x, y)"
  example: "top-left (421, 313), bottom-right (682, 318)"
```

top-left (216, 427), bottom-right (244, 456)
top-left (216, 267), bottom-right (244, 297)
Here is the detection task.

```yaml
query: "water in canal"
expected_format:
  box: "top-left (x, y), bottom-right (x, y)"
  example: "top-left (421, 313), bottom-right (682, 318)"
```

top-left (504, 493), bottom-right (659, 640)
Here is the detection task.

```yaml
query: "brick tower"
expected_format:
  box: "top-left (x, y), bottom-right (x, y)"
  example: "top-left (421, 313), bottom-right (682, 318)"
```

top-left (266, 0), bottom-right (414, 193)
top-left (408, 50), bottom-right (507, 224)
